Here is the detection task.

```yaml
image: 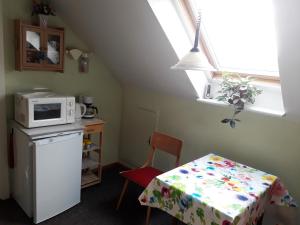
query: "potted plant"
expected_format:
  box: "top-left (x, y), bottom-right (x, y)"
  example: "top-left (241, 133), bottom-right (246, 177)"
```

top-left (216, 73), bottom-right (262, 128)
top-left (32, 0), bottom-right (55, 28)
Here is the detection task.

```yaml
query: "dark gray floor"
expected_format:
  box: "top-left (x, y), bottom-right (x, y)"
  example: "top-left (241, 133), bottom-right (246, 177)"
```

top-left (0, 166), bottom-right (179, 225)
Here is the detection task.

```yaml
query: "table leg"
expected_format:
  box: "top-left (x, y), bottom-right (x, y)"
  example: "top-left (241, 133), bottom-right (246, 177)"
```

top-left (145, 206), bottom-right (151, 225)
top-left (116, 179), bottom-right (129, 210)
top-left (257, 214), bottom-right (264, 225)
top-left (172, 217), bottom-right (178, 225)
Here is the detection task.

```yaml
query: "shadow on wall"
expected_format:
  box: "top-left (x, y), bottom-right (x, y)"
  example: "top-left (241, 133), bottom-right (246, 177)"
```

top-left (5, 19), bottom-right (18, 73)
top-left (264, 205), bottom-right (299, 225)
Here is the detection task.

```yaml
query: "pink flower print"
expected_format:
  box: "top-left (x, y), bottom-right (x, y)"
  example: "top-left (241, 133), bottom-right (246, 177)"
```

top-left (228, 182), bottom-right (235, 187)
top-left (214, 163), bottom-right (224, 168)
top-left (222, 220), bottom-right (232, 225)
top-left (224, 160), bottom-right (235, 168)
top-left (271, 180), bottom-right (286, 196)
top-left (191, 168), bottom-right (200, 172)
top-left (256, 203), bottom-right (260, 211)
top-left (222, 176), bottom-right (230, 182)
top-left (161, 187), bottom-right (171, 198)
top-left (249, 193), bottom-right (259, 201)
top-left (141, 196), bottom-right (147, 203)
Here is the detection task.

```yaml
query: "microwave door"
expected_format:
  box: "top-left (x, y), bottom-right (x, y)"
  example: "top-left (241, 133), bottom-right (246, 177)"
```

top-left (29, 98), bottom-right (67, 128)
top-left (34, 103), bottom-right (61, 120)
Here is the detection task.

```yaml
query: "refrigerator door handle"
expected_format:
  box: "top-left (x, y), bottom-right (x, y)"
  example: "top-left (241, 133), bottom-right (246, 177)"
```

top-left (33, 132), bottom-right (83, 146)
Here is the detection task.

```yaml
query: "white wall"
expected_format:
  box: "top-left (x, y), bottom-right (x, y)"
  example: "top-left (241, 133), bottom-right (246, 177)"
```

top-left (0, 0), bottom-right (10, 200)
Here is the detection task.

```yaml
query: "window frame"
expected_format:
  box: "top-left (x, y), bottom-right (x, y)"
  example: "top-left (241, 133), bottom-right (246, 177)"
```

top-left (180, 0), bottom-right (280, 83)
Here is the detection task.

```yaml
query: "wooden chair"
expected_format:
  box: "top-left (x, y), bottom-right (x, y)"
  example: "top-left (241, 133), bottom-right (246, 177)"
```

top-left (116, 131), bottom-right (183, 225)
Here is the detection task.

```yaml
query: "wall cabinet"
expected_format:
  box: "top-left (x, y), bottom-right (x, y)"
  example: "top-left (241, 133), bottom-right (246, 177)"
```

top-left (15, 20), bottom-right (64, 72)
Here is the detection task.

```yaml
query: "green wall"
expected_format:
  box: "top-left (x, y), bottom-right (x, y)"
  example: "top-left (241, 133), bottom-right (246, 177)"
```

top-left (120, 85), bottom-right (300, 203)
top-left (0, 0), bottom-right (9, 199)
top-left (3, 0), bottom-right (122, 165)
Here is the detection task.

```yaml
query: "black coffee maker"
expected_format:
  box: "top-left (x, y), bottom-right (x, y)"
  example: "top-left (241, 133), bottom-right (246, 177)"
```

top-left (82, 96), bottom-right (98, 119)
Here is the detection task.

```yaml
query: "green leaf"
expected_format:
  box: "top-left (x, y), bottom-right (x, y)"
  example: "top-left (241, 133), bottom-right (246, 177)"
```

top-left (234, 110), bottom-right (241, 115)
top-left (211, 222), bottom-right (219, 225)
top-left (196, 208), bottom-right (204, 219)
top-left (233, 216), bottom-right (241, 225)
top-left (215, 210), bottom-right (221, 219)
top-left (230, 120), bottom-right (236, 128)
top-left (153, 190), bottom-right (162, 201)
top-left (221, 118), bottom-right (230, 123)
top-left (216, 73), bottom-right (263, 128)
top-left (175, 213), bottom-right (181, 220)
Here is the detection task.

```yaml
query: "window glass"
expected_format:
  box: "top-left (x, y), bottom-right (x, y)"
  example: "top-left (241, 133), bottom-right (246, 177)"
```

top-left (189, 0), bottom-right (279, 77)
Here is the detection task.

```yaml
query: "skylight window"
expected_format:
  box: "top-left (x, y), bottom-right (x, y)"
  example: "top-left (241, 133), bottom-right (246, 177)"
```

top-left (188, 0), bottom-right (279, 77)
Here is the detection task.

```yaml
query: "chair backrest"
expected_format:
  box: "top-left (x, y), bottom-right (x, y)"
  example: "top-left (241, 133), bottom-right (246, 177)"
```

top-left (143, 132), bottom-right (183, 168)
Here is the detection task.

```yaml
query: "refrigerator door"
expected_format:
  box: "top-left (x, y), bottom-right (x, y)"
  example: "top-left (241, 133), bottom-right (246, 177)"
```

top-left (12, 129), bottom-right (33, 217)
top-left (32, 132), bottom-right (83, 224)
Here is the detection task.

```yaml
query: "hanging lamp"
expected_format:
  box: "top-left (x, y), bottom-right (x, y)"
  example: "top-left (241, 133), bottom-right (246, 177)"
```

top-left (171, 12), bottom-right (216, 71)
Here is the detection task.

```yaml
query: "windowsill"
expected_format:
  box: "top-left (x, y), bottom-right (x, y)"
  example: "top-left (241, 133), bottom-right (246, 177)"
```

top-left (211, 76), bottom-right (281, 88)
top-left (197, 98), bottom-right (286, 117)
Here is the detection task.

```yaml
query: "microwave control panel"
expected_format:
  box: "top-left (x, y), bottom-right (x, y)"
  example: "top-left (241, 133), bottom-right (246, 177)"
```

top-left (66, 97), bottom-right (76, 123)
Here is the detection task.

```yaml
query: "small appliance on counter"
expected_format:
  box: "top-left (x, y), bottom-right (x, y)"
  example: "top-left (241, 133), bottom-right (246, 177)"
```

top-left (14, 91), bottom-right (76, 128)
top-left (81, 96), bottom-right (98, 119)
top-left (75, 103), bottom-right (86, 120)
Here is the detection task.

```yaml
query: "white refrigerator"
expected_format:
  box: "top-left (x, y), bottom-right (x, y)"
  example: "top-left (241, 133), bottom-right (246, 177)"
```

top-left (12, 123), bottom-right (83, 224)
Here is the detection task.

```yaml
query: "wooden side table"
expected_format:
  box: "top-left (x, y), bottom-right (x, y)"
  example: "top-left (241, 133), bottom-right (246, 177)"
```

top-left (80, 119), bottom-right (105, 188)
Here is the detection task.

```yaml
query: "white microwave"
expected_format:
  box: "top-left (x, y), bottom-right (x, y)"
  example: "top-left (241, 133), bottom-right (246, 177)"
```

top-left (15, 92), bottom-right (76, 128)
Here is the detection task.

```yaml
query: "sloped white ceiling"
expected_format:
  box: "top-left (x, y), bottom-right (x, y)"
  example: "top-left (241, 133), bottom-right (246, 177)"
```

top-left (53, 0), bottom-right (197, 98)
top-left (54, 0), bottom-right (300, 120)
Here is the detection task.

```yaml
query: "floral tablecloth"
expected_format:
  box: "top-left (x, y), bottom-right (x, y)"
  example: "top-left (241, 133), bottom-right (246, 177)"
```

top-left (139, 153), bottom-right (297, 225)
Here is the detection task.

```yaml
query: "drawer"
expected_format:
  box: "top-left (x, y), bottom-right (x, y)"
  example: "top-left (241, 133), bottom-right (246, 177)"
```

top-left (84, 124), bottom-right (103, 134)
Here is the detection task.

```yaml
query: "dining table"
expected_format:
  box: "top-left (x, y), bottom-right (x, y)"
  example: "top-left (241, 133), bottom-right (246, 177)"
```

top-left (139, 153), bottom-right (297, 225)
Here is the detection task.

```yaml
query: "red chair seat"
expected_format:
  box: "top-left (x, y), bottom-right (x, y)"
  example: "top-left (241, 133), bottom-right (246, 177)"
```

top-left (121, 167), bottom-right (162, 188)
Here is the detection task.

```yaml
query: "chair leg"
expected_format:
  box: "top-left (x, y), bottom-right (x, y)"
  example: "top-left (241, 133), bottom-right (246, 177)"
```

top-left (172, 217), bottom-right (178, 225)
top-left (145, 206), bottom-right (151, 225)
top-left (257, 213), bottom-right (264, 225)
top-left (116, 179), bottom-right (129, 210)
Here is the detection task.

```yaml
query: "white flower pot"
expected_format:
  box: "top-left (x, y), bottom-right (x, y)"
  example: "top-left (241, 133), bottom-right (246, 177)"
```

top-left (38, 14), bottom-right (48, 28)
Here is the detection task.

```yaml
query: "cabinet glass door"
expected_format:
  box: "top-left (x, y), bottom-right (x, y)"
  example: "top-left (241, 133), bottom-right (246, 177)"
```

top-left (23, 28), bottom-right (44, 67)
top-left (45, 30), bottom-right (64, 70)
